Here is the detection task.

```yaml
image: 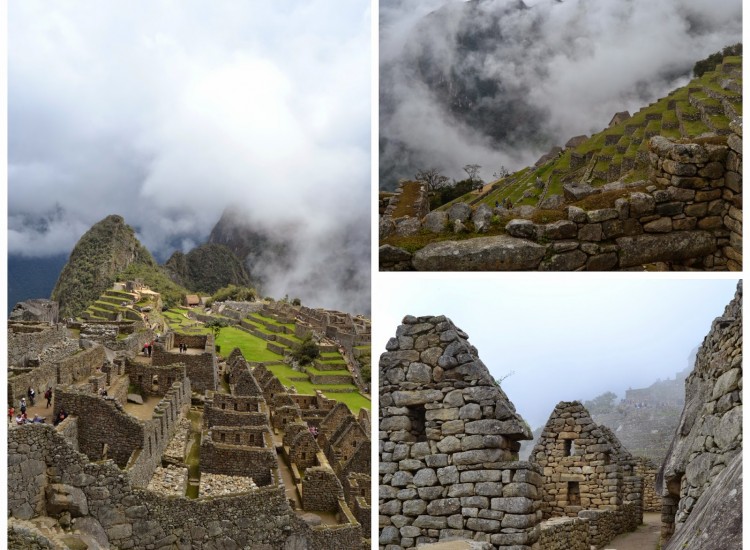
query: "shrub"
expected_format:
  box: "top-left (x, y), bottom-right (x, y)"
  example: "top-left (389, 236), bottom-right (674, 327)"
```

top-left (291, 335), bottom-right (320, 365)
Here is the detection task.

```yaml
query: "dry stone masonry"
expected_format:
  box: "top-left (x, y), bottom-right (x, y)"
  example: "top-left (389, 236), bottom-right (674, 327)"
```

top-left (7, 285), bottom-right (371, 549)
top-left (531, 402), bottom-right (642, 547)
top-left (379, 315), bottom-right (542, 549)
top-left (380, 126), bottom-right (742, 271)
top-left (658, 281), bottom-right (742, 550)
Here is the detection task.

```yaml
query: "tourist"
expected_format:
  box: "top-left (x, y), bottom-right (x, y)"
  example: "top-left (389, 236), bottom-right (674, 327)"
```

top-left (28, 387), bottom-right (36, 405)
top-left (45, 387), bottom-right (53, 408)
top-left (16, 415), bottom-right (25, 425)
top-left (19, 398), bottom-right (26, 416)
top-left (495, 200), bottom-right (499, 208)
top-left (8, 406), bottom-right (15, 423)
top-left (32, 414), bottom-right (44, 423)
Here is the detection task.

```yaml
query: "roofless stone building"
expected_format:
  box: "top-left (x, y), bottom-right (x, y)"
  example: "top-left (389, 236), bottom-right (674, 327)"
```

top-left (379, 315), bottom-right (542, 549)
top-left (530, 401), bottom-right (642, 546)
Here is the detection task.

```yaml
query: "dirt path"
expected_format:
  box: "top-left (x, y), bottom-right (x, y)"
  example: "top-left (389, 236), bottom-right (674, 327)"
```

top-left (603, 512), bottom-right (661, 550)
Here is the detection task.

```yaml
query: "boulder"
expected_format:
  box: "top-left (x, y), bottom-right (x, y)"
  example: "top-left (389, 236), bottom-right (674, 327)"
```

top-left (127, 394), bottom-right (144, 405)
top-left (46, 484), bottom-right (89, 517)
top-left (447, 203), bottom-right (472, 222)
top-left (664, 452), bottom-right (742, 550)
top-left (563, 182), bottom-right (597, 202)
top-left (395, 217), bottom-right (422, 237)
top-left (472, 204), bottom-right (493, 233)
top-left (412, 236), bottom-right (546, 271)
top-left (538, 194), bottom-right (564, 209)
top-left (616, 231), bottom-right (715, 268)
top-left (423, 211), bottom-right (448, 234)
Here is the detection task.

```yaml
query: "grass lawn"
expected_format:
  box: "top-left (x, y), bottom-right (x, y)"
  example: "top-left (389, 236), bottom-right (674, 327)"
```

top-left (217, 327), bottom-right (282, 362)
top-left (265, 363), bottom-right (370, 413)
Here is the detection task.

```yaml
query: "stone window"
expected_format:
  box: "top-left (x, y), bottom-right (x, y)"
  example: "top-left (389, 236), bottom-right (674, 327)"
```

top-left (567, 481), bottom-right (580, 505)
top-left (563, 439), bottom-right (575, 456)
top-left (220, 433), bottom-right (226, 442)
top-left (407, 404), bottom-right (427, 442)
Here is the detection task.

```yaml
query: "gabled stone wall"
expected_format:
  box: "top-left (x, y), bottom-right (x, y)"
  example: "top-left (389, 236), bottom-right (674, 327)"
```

top-left (379, 315), bottom-right (542, 549)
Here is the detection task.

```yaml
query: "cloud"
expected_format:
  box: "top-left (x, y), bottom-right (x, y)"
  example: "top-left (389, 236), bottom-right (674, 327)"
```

top-left (9, 0), bottom-right (370, 313)
top-left (380, 0), bottom-right (742, 184)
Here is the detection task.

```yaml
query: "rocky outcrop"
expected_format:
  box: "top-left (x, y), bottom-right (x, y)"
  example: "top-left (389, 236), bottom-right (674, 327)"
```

top-left (164, 243), bottom-right (251, 295)
top-left (51, 215), bottom-right (157, 318)
top-left (9, 299), bottom-right (60, 324)
top-left (658, 281), bottom-right (742, 548)
top-left (662, 451), bottom-right (741, 550)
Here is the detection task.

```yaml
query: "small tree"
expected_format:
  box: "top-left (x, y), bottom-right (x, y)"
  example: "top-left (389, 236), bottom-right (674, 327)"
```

top-left (493, 166), bottom-right (510, 180)
top-left (463, 164), bottom-right (482, 184)
top-left (291, 335), bottom-right (320, 365)
top-left (205, 318), bottom-right (230, 343)
top-left (584, 391), bottom-right (618, 414)
top-left (415, 168), bottom-right (450, 192)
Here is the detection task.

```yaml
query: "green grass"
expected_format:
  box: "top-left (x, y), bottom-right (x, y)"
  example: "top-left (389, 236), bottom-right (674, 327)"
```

top-left (216, 327), bottom-right (282, 362)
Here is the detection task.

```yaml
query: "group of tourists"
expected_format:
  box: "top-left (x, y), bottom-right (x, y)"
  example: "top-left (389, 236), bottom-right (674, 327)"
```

top-left (178, 343), bottom-right (189, 353)
top-left (142, 342), bottom-right (154, 357)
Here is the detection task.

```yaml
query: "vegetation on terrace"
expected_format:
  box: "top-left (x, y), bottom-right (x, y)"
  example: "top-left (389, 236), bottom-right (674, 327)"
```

top-left (382, 52), bottom-right (741, 254)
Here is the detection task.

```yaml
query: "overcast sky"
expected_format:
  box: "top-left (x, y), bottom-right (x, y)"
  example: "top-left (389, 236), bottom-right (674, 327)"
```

top-left (380, 0), bottom-right (742, 182)
top-left (8, 1), bottom-right (370, 312)
top-left (374, 276), bottom-right (739, 428)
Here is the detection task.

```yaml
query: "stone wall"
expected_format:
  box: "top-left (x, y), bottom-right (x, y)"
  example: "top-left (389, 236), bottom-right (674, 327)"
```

top-left (10, 344), bottom-right (107, 407)
top-left (152, 333), bottom-right (217, 392)
top-left (658, 281), bottom-right (742, 549)
top-left (302, 466), bottom-right (344, 512)
top-left (199, 427), bottom-right (277, 485)
top-left (125, 361), bottom-right (187, 396)
top-left (381, 133), bottom-right (742, 272)
top-left (538, 517), bottom-right (589, 550)
top-left (203, 393), bottom-right (269, 428)
top-left (379, 315), bottom-right (542, 549)
top-left (8, 323), bottom-right (68, 368)
top-left (635, 457), bottom-right (660, 512)
top-left (53, 377), bottom-right (191, 488)
top-left (531, 402), bottom-right (640, 522)
top-left (9, 424), bottom-right (361, 549)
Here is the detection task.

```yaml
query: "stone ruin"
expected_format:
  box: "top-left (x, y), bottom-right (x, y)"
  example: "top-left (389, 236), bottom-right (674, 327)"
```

top-left (9, 299), bottom-right (59, 324)
top-left (380, 125), bottom-right (742, 272)
top-left (379, 316), bottom-right (664, 550)
top-left (531, 401), bottom-right (642, 548)
top-left (657, 281), bottom-right (742, 550)
top-left (379, 315), bottom-right (542, 549)
top-left (8, 288), bottom-right (371, 549)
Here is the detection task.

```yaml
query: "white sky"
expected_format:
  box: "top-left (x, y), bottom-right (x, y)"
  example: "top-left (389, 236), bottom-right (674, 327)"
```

top-left (8, 1), bottom-right (371, 311)
top-left (374, 275), bottom-right (739, 428)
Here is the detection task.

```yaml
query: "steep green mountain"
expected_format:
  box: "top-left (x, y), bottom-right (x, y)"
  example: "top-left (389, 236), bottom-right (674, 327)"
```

top-left (51, 215), bottom-right (157, 318)
top-left (164, 243), bottom-right (252, 295)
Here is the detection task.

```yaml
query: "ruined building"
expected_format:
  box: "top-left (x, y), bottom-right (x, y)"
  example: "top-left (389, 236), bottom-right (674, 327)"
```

top-left (658, 281), bottom-right (742, 550)
top-left (531, 401), bottom-right (642, 547)
top-left (379, 315), bottom-right (541, 549)
top-left (8, 288), bottom-right (371, 549)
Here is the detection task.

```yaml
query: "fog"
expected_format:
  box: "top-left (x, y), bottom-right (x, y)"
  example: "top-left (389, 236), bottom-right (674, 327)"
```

top-left (374, 277), bottom-right (739, 428)
top-left (380, 0), bottom-right (742, 185)
top-left (8, 1), bottom-right (371, 314)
